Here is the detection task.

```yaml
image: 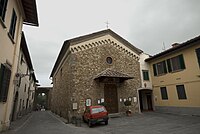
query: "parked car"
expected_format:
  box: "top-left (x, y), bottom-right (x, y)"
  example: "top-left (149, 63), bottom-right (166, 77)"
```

top-left (82, 105), bottom-right (109, 127)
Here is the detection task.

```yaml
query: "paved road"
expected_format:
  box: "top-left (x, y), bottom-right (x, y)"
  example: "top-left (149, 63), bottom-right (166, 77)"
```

top-left (1, 111), bottom-right (200, 134)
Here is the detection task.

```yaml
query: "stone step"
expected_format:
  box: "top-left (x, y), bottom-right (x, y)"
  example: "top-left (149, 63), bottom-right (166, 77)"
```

top-left (109, 113), bottom-right (122, 118)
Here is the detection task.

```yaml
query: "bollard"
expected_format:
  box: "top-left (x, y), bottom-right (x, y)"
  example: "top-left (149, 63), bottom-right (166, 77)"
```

top-left (75, 117), bottom-right (81, 127)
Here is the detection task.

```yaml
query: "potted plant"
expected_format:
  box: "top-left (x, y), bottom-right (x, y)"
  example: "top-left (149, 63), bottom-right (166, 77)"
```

top-left (124, 100), bottom-right (132, 116)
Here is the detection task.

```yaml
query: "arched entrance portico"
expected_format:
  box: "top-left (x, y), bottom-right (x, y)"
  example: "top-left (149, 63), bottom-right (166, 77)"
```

top-left (138, 88), bottom-right (154, 112)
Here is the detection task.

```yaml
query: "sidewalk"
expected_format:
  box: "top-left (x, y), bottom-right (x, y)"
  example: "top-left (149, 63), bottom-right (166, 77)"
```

top-left (9, 112), bottom-right (33, 131)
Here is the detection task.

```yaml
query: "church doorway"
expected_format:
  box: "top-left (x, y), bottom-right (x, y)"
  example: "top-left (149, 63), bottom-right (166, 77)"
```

top-left (139, 89), bottom-right (153, 112)
top-left (104, 84), bottom-right (118, 113)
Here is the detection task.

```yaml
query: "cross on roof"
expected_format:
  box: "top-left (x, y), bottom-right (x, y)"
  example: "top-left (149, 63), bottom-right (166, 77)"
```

top-left (105, 21), bottom-right (109, 29)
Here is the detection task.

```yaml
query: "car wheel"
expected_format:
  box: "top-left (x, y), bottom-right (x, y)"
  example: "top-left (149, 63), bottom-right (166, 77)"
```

top-left (105, 120), bottom-right (108, 125)
top-left (88, 120), bottom-right (92, 127)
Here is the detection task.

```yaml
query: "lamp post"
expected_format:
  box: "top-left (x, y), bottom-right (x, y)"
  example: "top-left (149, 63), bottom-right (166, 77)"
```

top-left (15, 70), bottom-right (34, 78)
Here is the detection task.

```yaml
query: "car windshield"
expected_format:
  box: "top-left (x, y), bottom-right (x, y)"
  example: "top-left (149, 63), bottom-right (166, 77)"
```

top-left (91, 107), bottom-right (106, 114)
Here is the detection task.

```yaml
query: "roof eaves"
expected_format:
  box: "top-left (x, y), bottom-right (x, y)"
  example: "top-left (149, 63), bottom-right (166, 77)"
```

top-left (50, 41), bottom-right (70, 77)
top-left (21, 0), bottom-right (39, 26)
top-left (21, 32), bottom-right (33, 70)
top-left (145, 35), bottom-right (200, 62)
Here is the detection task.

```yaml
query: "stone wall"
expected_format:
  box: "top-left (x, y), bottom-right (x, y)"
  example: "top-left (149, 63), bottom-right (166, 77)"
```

top-left (51, 42), bottom-right (141, 121)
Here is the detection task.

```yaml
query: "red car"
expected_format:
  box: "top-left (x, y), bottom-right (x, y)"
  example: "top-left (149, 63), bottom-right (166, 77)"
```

top-left (82, 105), bottom-right (109, 127)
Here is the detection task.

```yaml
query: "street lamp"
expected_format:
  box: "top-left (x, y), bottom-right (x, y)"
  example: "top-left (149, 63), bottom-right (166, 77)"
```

top-left (15, 70), bottom-right (34, 78)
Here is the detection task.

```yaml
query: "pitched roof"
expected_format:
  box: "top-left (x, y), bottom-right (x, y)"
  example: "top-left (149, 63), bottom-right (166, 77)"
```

top-left (67, 29), bottom-right (142, 54)
top-left (21, 32), bottom-right (33, 70)
top-left (50, 29), bottom-right (142, 77)
top-left (21, 0), bottom-right (39, 26)
top-left (94, 68), bottom-right (134, 80)
top-left (21, 32), bottom-right (38, 82)
top-left (145, 35), bottom-right (200, 62)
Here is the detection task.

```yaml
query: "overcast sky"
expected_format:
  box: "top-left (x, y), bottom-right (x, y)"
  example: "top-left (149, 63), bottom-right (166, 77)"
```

top-left (23, 0), bottom-right (200, 87)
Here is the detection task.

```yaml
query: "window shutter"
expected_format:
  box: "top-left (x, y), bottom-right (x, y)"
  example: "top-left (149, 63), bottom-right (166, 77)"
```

top-left (2, 67), bottom-right (11, 102)
top-left (9, 9), bottom-right (17, 38)
top-left (167, 59), bottom-right (172, 72)
top-left (179, 54), bottom-right (185, 69)
top-left (160, 87), bottom-right (168, 100)
top-left (153, 64), bottom-right (157, 76)
top-left (2, 0), bottom-right (7, 21)
top-left (163, 61), bottom-right (167, 73)
top-left (0, 0), bottom-right (4, 17)
top-left (0, 64), bottom-right (5, 101)
top-left (0, 64), bottom-right (11, 102)
top-left (196, 48), bottom-right (200, 67)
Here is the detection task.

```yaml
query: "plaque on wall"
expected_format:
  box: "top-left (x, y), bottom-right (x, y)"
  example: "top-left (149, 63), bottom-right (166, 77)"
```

top-left (73, 103), bottom-right (78, 110)
top-left (133, 97), bottom-right (137, 102)
top-left (86, 98), bottom-right (91, 106)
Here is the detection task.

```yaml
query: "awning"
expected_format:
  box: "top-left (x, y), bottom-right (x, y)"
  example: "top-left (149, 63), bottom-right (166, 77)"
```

top-left (94, 68), bottom-right (134, 80)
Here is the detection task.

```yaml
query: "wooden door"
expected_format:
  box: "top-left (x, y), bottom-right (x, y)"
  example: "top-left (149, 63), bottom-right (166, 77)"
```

top-left (104, 84), bottom-right (118, 113)
top-left (146, 94), bottom-right (153, 110)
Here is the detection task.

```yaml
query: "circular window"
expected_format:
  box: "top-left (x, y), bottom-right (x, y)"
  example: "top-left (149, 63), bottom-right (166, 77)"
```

top-left (106, 57), bottom-right (112, 64)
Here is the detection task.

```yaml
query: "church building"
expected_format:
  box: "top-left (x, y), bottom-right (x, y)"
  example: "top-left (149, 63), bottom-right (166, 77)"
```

top-left (50, 29), bottom-right (142, 121)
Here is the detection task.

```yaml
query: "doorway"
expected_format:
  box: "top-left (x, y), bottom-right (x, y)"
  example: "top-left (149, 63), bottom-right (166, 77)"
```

top-left (139, 89), bottom-right (153, 112)
top-left (104, 84), bottom-right (118, 113)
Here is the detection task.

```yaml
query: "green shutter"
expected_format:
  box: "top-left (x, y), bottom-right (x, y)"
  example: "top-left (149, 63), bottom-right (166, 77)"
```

top-left (163, 61), bottom-right (167, 73)
top-left (167, 59), bottom-right (172, 72)
top-left (196, 48), bottom-right (200, 67)
top-left (0, 64), bottom-right (5, 101)
top-left (179, 54), bottom-right (186, 69)
top-left (0, 64), bottom-right (11, 102)
top-left (153, 64), bottom-right (157, 76)
top-left (9, 9), bottom-right (17, 38)
top-left (2, 67), bottom-right (11, 102)
top-left (0, 0), bottom-right (8, 21)
top-left (2, 0), bottom-right (8, 21)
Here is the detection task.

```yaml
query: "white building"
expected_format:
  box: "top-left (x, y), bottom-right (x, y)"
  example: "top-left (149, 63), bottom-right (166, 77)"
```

top-left (138, 53), bottom-right (154, 112)
top-left (12, 32), bottom-right (38, 121)
top-left (0, 0), bottom-right (38, 131)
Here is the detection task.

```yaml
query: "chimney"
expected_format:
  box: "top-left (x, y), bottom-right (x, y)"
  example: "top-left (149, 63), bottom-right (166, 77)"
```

top-left (172, 43), bottom-right (179, 47)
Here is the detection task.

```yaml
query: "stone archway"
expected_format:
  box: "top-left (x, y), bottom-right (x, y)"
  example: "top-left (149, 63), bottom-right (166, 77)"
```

top-left (34, 87), bottom-right (52, 110)
top-left (138, 89), bottom-right (154, 112)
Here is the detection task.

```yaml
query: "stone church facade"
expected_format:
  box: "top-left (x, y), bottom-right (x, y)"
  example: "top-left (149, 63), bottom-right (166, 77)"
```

top-left (50, 29), bottom-right (142, 121)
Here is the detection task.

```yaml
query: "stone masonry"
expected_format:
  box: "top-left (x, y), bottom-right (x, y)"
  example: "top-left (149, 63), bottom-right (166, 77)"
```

top-left (50, 29), bottom-right (142, 122)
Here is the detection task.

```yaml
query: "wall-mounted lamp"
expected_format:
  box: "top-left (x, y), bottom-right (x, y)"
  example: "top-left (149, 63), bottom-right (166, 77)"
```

top-left (15, 70), bottom-right (34, 78)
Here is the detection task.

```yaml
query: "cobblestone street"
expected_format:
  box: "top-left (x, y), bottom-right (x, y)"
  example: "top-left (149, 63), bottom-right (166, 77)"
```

top-left (1, 111), bottom-right (200, 134)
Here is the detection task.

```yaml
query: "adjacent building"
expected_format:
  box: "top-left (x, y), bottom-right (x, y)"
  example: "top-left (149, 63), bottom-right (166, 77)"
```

top-left (138, 53), bottom-right (153, 112)
top-left (50, 29), bottom-right (143, 121)
top-left (0, 0), bottom-right (38, 131)
top-left (12, 32), bottom-right (38, 121)
top-left (146, 35), bottom-right (200, 116)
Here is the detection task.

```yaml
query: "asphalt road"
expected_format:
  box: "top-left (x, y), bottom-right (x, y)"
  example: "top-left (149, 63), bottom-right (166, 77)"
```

top-left (1, 111), bottom-right (200, 134)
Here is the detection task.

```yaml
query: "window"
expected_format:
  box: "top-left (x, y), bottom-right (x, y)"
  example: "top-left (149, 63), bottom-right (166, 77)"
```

top-left (9, 9), bottom-right (17, 39)
top-left (0, 0), bottom-right (8, 21)
top-left (0, 63), bottom-right (11, 102)
top-left (160, 87), bottom-right (168, 100)
top-left (142, 70), bottom-right (149, 80)
top-left (24, 84), bottom-right (26, 92)
top-left (153, 61), bottom-right (167, 76)
top-left (176, 85), bottom-right (187, 99)
top-left (106, 57), bottom-right (112, 64)
top-left (196, 48), bottom-right (200, 67)
top-left (167, 54), bottom-right (185, 72)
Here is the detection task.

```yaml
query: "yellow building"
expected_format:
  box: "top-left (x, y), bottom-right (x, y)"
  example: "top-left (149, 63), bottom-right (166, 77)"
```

top-left (146, 36), bottom-right (200, 116)
top-left (0, 0), bottom-right (38, 131)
